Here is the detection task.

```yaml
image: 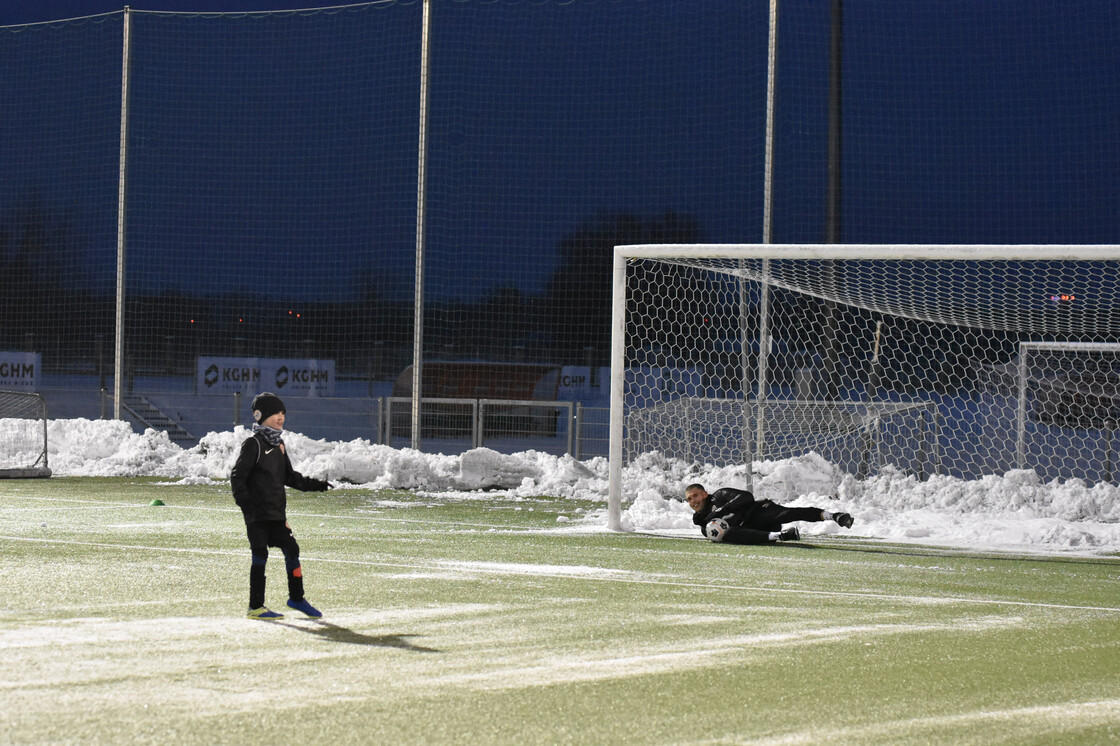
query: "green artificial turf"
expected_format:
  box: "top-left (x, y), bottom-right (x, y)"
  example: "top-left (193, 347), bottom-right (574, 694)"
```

top-left (1, 477), bottom-right (1118, 745)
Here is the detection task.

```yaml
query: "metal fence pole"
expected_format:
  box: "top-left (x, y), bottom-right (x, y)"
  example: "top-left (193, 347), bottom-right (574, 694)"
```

top-left (113, 7), bottom-right (132, 421)
top-left (1016, 343), bottom-right (1029, 469)
top-left (573, 402), bottom-right (583, 460)
top-left (374, 396), bottom-right (383, 444)
top-left (473, 399), bottom-right (481, 449)
top-left (1105, 420), bottom-right (1114, 484)
top-left (410, 0), bottom-right (432, 451)
top-left (752, 0), bottom-right (780, 492)
top-left (564, 401), bottom-right (574, 456)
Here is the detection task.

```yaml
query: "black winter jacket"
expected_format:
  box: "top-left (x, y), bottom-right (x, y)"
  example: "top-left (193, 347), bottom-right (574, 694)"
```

top-left (230, 433), bottom-right (328, 525)
top-left (692, 487), bottom-right (758, 537)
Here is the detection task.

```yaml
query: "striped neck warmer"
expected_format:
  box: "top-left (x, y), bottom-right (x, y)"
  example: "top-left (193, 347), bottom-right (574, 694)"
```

top-left (252, 423), bottom-right (284, 447)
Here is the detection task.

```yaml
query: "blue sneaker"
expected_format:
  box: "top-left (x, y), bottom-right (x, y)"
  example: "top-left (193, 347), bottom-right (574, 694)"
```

top-left (286, 598), bottom-right (322, 618)
top-left (247, 607), bottom-right (284, 620)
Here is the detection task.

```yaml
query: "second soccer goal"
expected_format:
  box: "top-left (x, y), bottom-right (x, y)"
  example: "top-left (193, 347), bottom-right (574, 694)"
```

top-left (0, 390), bottom-right (51, 479)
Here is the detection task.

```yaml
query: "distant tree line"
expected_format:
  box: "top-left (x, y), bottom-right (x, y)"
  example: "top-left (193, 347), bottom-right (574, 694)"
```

top-left (2, 205), bottom-right (711, 379)
top-left (2, 203), bottom-right (1015, 393)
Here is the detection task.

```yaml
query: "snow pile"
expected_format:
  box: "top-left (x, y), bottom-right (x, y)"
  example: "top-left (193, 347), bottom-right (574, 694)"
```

top-left (18, 418), bottom-right (1120, 555)
top-left (47, 419), bottom-right (186, 478)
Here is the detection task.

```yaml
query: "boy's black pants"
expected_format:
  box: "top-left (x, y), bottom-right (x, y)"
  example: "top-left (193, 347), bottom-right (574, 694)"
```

top-left (246, 519), bottom-right (304, 609)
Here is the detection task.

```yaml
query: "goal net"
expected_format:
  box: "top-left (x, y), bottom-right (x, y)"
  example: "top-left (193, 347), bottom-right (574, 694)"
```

top-left (607, 244), bottom-right (1120, 529)
top-left (0, 391), bottom-right (51, 478)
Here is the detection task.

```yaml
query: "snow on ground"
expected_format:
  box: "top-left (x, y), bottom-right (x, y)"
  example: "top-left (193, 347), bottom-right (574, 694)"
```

top-left (13, 418), bottom-right (1120, 555)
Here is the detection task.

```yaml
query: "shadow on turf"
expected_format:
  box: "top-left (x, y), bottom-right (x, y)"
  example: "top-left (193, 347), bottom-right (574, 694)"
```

top-left (274, 620), bottom-right (440, 652)
top-left (634, 531), bottom-right (1119, 566)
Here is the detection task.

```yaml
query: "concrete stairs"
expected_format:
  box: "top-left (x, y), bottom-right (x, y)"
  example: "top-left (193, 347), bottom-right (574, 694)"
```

top-left (121, 395), bottom-right (196, 446)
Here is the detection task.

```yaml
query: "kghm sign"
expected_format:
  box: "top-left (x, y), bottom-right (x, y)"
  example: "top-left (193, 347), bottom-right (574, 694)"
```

top-left (196, 357), bottom-right (335, 396)
top-left (260, 359), bottom-right (334, 396)
top-left (0, 352), bottom-right (40, 390)
top-left (197, 358), bottom-right (261, 394)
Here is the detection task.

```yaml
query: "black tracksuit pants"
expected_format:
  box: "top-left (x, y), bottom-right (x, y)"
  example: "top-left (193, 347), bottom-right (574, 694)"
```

top-left (719, 500), bottom-right (824, 545)
top-left (246, 519), bottom-right (304, 609)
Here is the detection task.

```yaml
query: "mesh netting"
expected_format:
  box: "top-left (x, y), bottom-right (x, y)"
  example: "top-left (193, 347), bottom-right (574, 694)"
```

top-left (621, 249), bottom-right (1120, 483)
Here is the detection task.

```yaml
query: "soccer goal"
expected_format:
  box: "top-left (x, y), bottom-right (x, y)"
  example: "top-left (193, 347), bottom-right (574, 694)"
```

top-left (0, 391), bottom-right (52, 479)
top-left (607, 244), bottom-right (1120, 529)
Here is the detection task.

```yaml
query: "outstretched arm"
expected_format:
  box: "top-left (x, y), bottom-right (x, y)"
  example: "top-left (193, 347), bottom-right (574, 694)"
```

top-left (284, 457), bottom-right (329, 492)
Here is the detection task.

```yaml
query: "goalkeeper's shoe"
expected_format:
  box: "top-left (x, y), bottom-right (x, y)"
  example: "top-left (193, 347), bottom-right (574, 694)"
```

top-left (834, 512), bottom-right (854, 529)
top-left (286, 598), bottom-right (323, 618)
top-left (247, 607), bottom-right (284, 620)
top-left (778, 527), bottom-right (800, 542)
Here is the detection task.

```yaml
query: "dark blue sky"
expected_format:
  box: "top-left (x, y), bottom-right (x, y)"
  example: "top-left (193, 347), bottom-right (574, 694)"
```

top-left (2, 1), bottom-right (764, 302)
top-left (0, 1), bottom-right (316, 25)
top-left (3, 1), bottom-right (1118, 305)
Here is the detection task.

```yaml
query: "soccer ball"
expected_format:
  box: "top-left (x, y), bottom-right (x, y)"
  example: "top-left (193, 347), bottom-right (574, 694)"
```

top-left (706, 518), bottom-right (730, 542)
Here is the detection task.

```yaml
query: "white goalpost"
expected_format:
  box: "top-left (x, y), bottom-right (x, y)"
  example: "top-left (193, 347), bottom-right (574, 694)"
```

top-left (608, 244), bottom-right (1120, 530)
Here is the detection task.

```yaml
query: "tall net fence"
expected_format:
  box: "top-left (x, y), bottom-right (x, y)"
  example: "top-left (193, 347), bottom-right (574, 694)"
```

top-left (124, 5), bottom-right (419, 381)
top-left (425, 2), bottom-right (762, 367)
top-left (773, 1), bottom-right (1120, 244)
top-left (2, 1), bottom-right (1118, 459)
top-left (0, 14), bottom-right (122, 379)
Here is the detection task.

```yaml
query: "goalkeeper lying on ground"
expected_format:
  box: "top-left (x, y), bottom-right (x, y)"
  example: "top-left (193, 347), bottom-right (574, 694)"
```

top-left (684, 483), bottom-right (853, 544)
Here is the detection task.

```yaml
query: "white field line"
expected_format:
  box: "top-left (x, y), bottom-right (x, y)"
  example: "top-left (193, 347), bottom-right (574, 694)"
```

top-left (427, 617), bottom-right (1021, 691)
top-left (0, 613), bottom-right (1109, 737)
top-left (0, 610), bottom-right (1022, 702)
top-left (0, 604), bottom-right (505, 654)
top-left (730, 698), bottom-right (1120, 746)
top-left (0, 494), bottom-right (529, 531)
top-left (3, 534), bottom-right (1119, 615)
top-left (10, 493), bottom-right (1120, 562)
top-left (10, 495), bottom-right (1120, 562)
top-left (0, 597), bottom-right (240, 614)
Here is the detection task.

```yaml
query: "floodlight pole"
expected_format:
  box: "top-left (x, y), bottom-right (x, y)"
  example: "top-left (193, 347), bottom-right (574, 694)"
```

top-left (762, 1), bottom-right (778, 245)
top-left (411, 0), bottom-right (432, 450)
top-left (754, 0), bottom-right (780, 483)
top-left (819, 0), bottom-right (845, 404)
top-left (113, 6), bottom-right (132, 421)
top-left (826, 0), bottom-right (843, 244)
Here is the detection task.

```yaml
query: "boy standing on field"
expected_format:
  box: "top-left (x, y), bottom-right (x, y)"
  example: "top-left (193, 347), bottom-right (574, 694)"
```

top-left (230, 392), bottom-right (331, 620)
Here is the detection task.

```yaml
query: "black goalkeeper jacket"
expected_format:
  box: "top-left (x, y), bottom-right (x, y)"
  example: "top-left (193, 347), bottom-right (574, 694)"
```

top-left (692, 487), bottom-right (759, 537)
top-left (230, 432), bottom-right (328, 525)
